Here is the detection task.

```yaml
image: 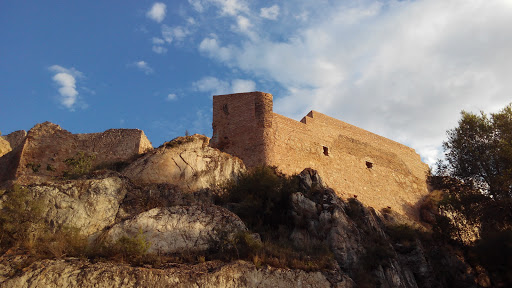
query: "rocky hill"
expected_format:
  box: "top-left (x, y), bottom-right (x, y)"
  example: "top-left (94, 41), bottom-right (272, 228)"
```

top-left (0, 123), bottom-right (493, 287)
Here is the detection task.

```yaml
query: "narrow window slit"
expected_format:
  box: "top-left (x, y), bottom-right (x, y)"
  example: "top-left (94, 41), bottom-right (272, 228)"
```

top-left (323, 146), bottom-right (329, 156)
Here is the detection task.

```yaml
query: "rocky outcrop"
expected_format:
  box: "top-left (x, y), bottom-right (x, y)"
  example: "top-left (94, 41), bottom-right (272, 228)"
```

top-left (26, 177), bottom-right (129, 237)
top-left (0, 259), bottom-right (340, 288)
top-left (106, 206), bottom-right (248, 254)
top-left (290, 169), bottom-right (435, 288)
top-left (122, 135), bottom-right (245, 191)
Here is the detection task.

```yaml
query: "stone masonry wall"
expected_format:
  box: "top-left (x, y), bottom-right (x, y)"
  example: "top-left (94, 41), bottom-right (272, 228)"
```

top-left (210, 92), bottom-right (273, 168)
top-left (211, 92), bottom-right (430, 218)
top-left (0, 122), bottom-right (152, 185)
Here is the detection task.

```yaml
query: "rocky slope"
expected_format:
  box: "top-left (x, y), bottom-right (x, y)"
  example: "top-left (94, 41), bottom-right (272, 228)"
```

top-left (0, 258), bottom-right (340, 288)
top-left (0, 127), bottom-right (488, 287)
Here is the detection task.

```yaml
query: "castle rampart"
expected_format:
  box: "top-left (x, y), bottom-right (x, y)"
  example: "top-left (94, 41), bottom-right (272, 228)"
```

top-left (211, 92), bottom-right (429, 218)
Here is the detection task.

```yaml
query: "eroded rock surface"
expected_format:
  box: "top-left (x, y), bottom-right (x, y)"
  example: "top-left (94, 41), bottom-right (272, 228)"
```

top-left (123, 135), bottom-right (245, 191)
top-left (27, 177), bottom-right (128, 237)
top-left (106, 205), bottom-right (248, 254)
top-left (0, 259), bottom-right (342, 288)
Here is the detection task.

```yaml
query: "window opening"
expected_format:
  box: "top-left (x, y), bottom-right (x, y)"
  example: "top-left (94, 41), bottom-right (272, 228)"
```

top-left (323, 146), bottom-right (329, 156)
top-left (366, 161), bottom-right (373, 169)
top-left (222, 104), bottom-right (229, 115)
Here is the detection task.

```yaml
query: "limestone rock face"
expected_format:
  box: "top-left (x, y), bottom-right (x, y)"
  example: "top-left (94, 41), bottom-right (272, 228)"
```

top-left (290, 169), bottom-right (429, 288)
top-left (27, 177), bottom-right (128, 237)
top-left (123, 135), bottom-right (245, 190)
top-left (0, 259), bottom-right (339, 288)
top-left (106, 205), bottom-right (247, 254)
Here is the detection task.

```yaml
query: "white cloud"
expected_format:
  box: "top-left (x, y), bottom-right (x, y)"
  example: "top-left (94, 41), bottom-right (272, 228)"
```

top-left (48, 65), bottom-right (84, 110)
top-left (211, 0), bottom-right (248, 16)
top-left (133, 61), bottom-right (154, 74)
top-left (194, 0), bottom-right (512, 166)
top-left (162, 25), bottom-right (190, 44)
top-left (166, 93), bottom-right (178, 101)
top-left (152, 37), bottom-right (165, 45)
top-left (199, 37), bottom-right (232, 62)
top-left (147, 2), bottom-right (167, 23)
top-left (193, 76), bottom-right (255, 95)
top-left (231, 79), bottom-right (255, 93)
top-left (152, 46), bottom-right (168, 54)
top-left (260, 5), bottom-right (279, 20)
top-left (187, 0), bottom-right (249, 16)
top-left (188, 0), bottom-right (204, 13)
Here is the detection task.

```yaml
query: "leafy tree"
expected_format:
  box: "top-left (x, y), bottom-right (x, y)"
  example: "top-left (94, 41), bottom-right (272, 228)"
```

top-left (442, 104), bottom-right (512, 199)
top-left (435, 104), bottom-right (512, 286)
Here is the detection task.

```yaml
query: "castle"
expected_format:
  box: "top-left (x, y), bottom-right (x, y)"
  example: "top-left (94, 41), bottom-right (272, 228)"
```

top-left (210, 92), bottom-right (430, 217)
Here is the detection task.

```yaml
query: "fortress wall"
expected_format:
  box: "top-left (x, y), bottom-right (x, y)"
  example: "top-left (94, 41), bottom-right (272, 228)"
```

top-left (211, 92), bottom-right (429, 218)
top-left (75, 129), bottom-right (152, 161)
top-left (1, 122), bottom-right (153, 184)
top-left (301, 111), bottom-right (428, 180)
top-left (268, 112), bottom-right (429, 217)
top-left (211, 92), bottom-right (273, 167)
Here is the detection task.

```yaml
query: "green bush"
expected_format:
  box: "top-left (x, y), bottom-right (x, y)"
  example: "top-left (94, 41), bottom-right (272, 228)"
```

top-left (63, 151), bottom-right (96, 178)
top-left (38, 226), bottom-right (88, 259)
top-left (88, 229), bottom-right (151, 263)
top-left (219, 166), bottom-right (298, 236)
top-left (25, 162), bottom-right (41, 173)
top-left (113, 229), bottom-right (151, 260)
top-left (0, 185), bottom-right (44, 251)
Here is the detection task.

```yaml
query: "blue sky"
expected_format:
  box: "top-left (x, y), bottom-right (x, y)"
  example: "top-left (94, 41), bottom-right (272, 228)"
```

top-left (1, 0), bottom-right (511, 165)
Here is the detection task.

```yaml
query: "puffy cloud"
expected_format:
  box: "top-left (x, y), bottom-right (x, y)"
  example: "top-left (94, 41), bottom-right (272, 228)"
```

top-left (152, 46), bottom-right (167, 54)
top-left (260, 5), bottom-right (279, 20)
top-left (199, 37), bottom-right (232, 62)
top-left (194, 0), bottom-right (512, 165)
top-left (188, 0), bottom-right (204, 13)
top-left (152, 37), bottom-right (165, 45)
top-left (166, 93), bottom-right (178, 101)
top-left (147, 2), bottom-right (166, 23)
top-left (187, 0), bottom-right (248, 16)
top-left (133, 61), bottom-right (154, 74)
top-left (48, 65), bottom-right (83, 110)
top-left (193, 76), bottom-right (255, 95)
top-left (162, 25), bottom-right (190, 44)
top-left (231, 79), bottom-right (255, 93)
top-left (211, 0), bottom-right (248, 16)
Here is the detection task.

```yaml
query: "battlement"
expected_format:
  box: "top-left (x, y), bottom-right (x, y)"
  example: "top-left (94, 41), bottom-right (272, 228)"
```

top-left (211, 92), bottom-right (429, 218)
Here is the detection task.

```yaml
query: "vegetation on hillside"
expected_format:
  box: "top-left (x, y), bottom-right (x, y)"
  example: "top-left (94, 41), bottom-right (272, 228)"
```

top-left (433, 103), bottom-right (512, 286)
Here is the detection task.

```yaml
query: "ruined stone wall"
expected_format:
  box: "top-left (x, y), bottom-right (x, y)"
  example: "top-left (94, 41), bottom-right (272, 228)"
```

top-left (0, 122), bottom-right (153, 185)
top-left (211, 92), bottom-right (430, 218)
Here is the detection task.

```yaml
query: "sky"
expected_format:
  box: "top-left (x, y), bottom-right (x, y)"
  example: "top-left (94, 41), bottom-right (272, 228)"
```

top-left (1, 0), bottom-right (511, 166)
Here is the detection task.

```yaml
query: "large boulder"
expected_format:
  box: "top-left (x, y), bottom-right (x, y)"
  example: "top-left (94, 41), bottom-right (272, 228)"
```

top-left (122, 135), bottom-right (245, 191)
top-left (25, 177), bottom-right (128, 237)
top-left (105, 205), bottom-right (248, 254)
